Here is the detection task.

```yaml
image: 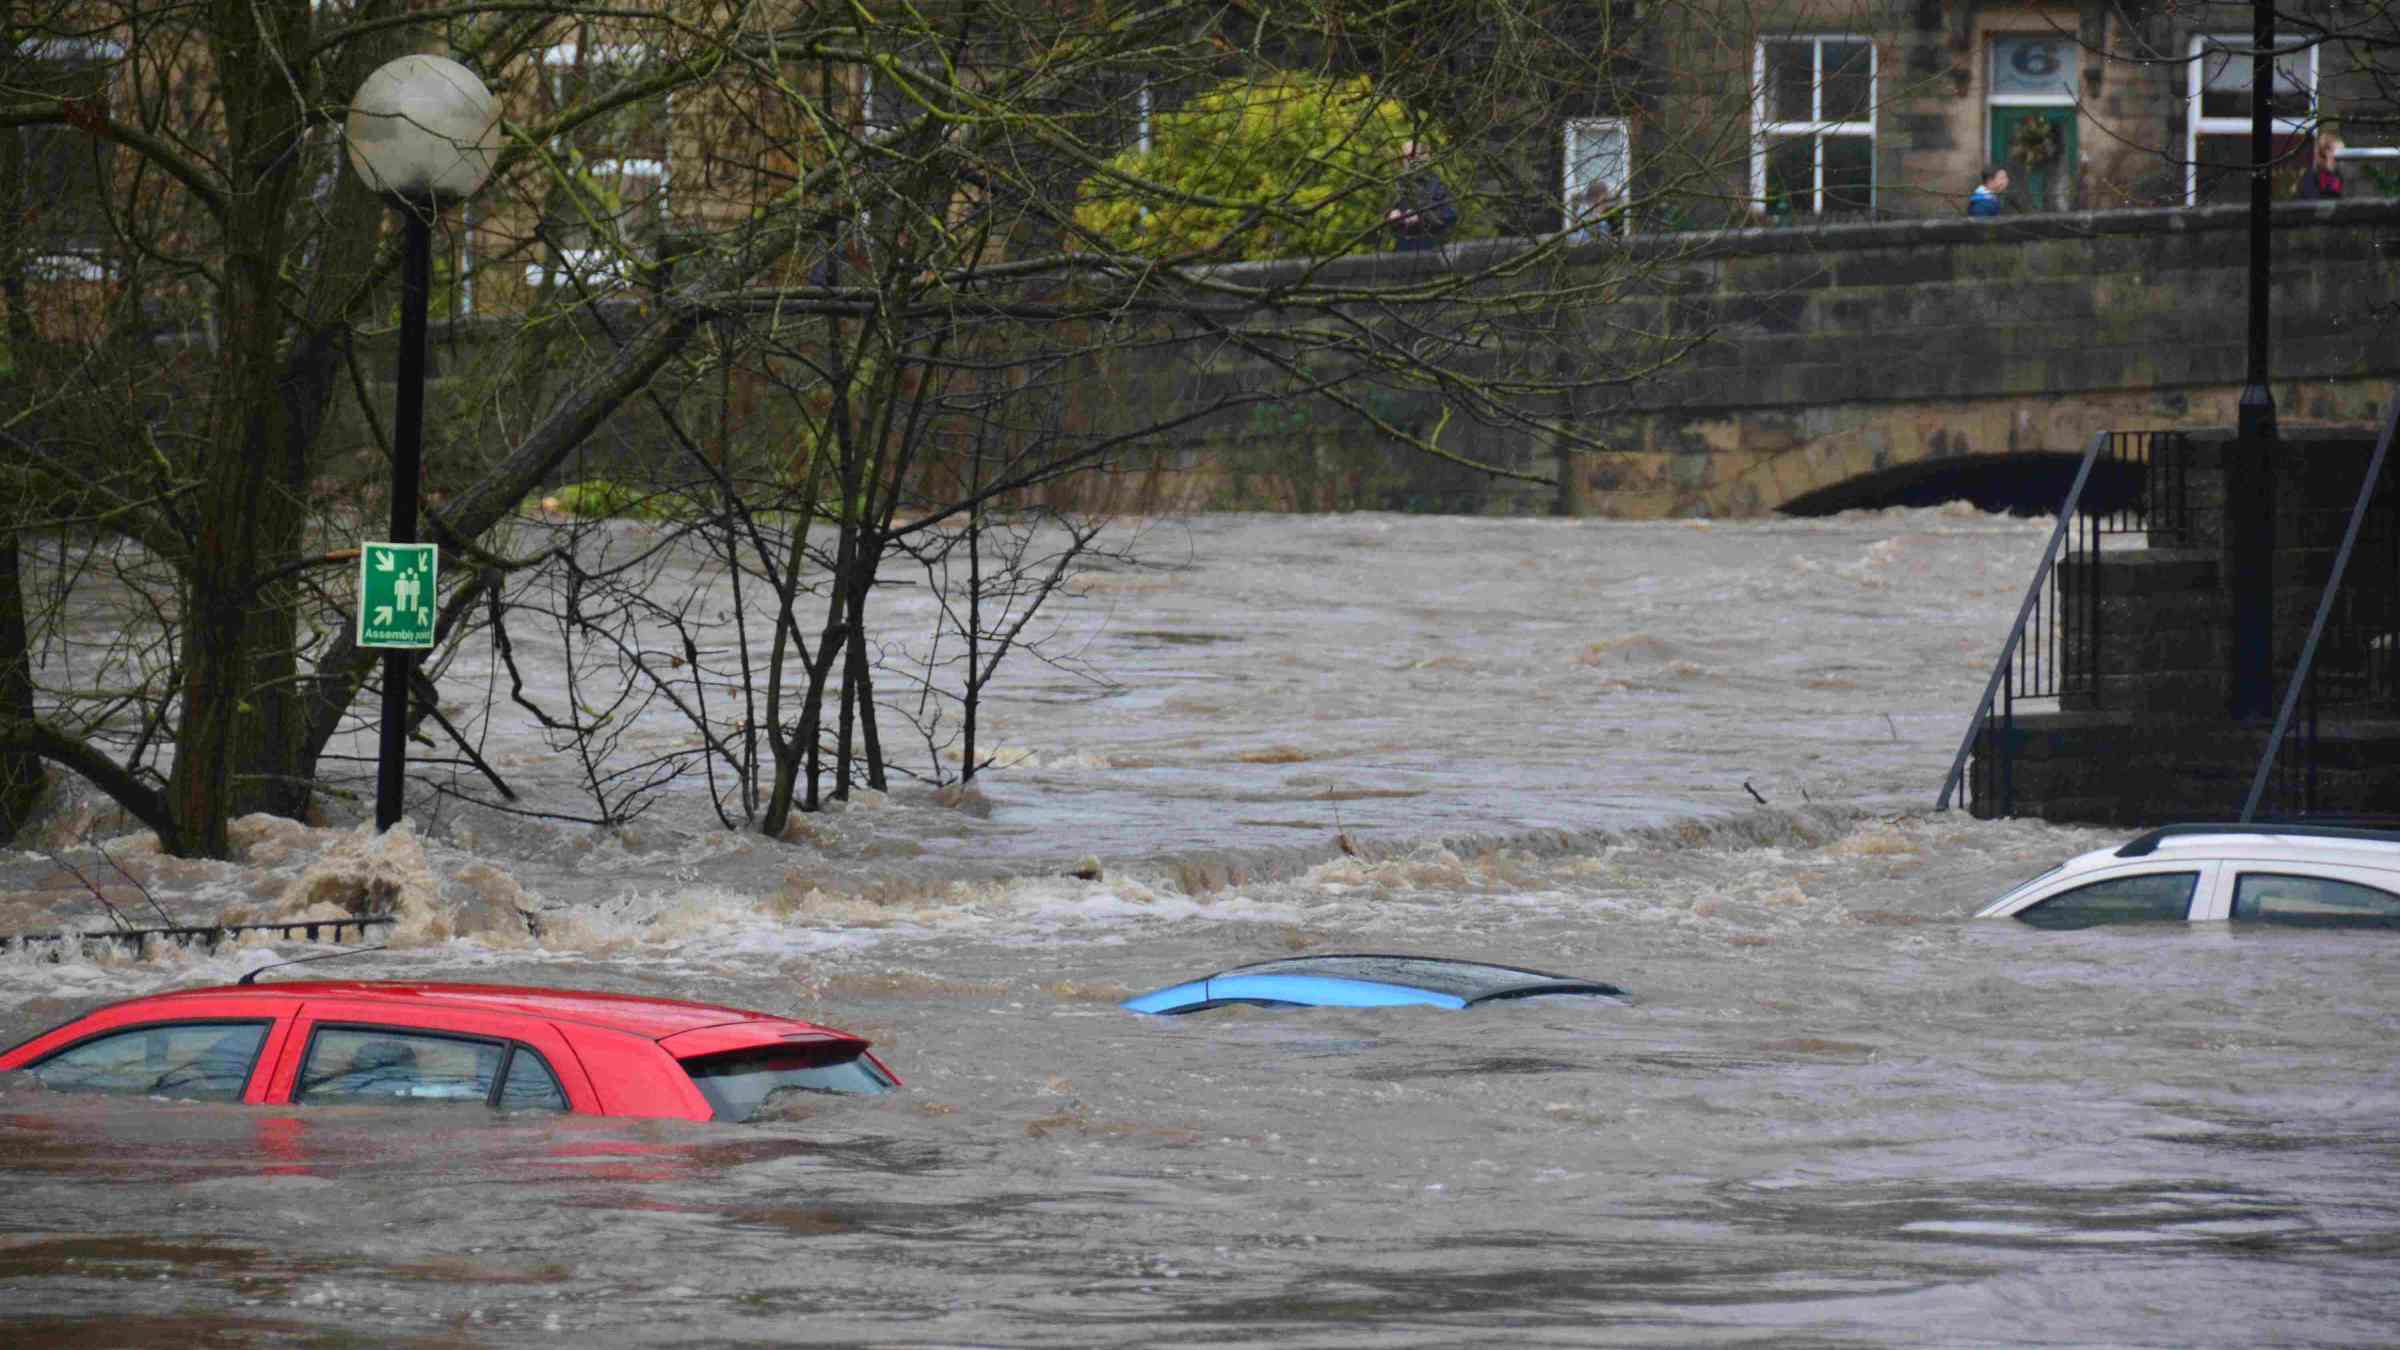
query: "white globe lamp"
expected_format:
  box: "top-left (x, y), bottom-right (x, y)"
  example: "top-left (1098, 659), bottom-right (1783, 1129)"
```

top-left (345, 54), bottom-right (499, 207)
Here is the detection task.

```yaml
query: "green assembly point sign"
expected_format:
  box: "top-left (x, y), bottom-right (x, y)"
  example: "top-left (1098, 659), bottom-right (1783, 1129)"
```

top-left (358, 542), bottom-right (438, 649)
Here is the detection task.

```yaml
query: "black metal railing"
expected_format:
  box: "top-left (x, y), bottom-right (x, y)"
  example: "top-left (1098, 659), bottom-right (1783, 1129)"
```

top-left (2243, 399), bottom-right (2400, 820)
top-left (1938, 428), bottom-right (2193, 813)
top-left (0, 914), bottom-right (395, 961)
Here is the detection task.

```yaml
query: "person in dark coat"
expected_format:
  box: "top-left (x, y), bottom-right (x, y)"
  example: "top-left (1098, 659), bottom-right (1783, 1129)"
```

top-left (1387, 141), bottom-right (1458, 252)
top-left (2297, 132), bottom-right (2344, 200)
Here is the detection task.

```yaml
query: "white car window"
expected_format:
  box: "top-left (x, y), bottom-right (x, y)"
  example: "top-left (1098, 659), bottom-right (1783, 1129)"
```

top-left (2231, 872), bottom-right (2400, 928)
top-left (2016, 871), bottom-right (2200, 929)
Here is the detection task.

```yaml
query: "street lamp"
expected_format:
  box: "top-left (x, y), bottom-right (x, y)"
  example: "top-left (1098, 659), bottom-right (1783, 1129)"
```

top-left (2239, 2), bottom-right (2278, 447)
top-left (2231, 7), bottom-right (2280, 718)
top-left (345, 55), bottom-right (499, 831)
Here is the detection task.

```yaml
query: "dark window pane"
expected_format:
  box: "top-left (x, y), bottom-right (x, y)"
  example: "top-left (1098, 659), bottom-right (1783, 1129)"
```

top-left (30, 1022), bottom-right (267, 1102)
top-left (2199, 40), bottom-right (2248, 120)
top-left (2193, 133), bottom-right (2247, 203)
top-left (2191, 133), bottom-right (2306, 204)
top-left (498, 1047), bottom-right (569, 1112)
top-left (2199, 38), bottom-right (2313, 121)
top-left (1823, 135), bottom-right (1874, 211)
top-left (298, 1028), bottom-right (502, 1106)
top-left (1822, 42), bottom-right (1874, 122)
top-left (1765, 135), bottom-right (1813, 214)
top-left (2231, 872), bottom-right (2400, 927)
top-left (2018, 872), bottom-right (2198, 928)
top-left (16, 54), bottom-right (114, 255)
top-left (1766, 41), bottom-right (1814, 123)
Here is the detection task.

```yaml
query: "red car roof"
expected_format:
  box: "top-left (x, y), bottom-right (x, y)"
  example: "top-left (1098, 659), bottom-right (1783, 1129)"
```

top-left (115, 980), bottom-right (828, 1042)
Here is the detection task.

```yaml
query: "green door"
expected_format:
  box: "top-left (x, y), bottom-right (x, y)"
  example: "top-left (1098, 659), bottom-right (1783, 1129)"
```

top-left (1989, 107), bottom-right (2077, 212)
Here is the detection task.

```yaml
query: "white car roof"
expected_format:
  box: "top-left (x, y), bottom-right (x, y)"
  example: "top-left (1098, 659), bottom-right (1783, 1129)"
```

top-left (2110, 824), bottom-right (2400, 866)
top-left (1979, 823), bottom-right (2400, 920)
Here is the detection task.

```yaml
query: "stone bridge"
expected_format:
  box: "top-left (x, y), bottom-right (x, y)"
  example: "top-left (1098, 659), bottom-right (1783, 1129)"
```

top-left (1146, 198), bottom-right (2400, 517)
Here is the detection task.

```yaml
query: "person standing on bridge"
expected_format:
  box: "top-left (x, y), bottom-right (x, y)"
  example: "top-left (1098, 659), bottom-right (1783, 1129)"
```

top-left (1388, 141), bottom-right (1459, 252)
top-left (1567, 177), bottom-right (1618, 243)
top-left (1968, 165), bottom-right (2009, 217)
top-left (2297, 131), bottom-right (2344, 200)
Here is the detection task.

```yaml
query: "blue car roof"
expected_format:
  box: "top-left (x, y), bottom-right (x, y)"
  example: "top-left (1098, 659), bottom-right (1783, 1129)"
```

top-left (1122, 954), bottom-right (1628, 1014)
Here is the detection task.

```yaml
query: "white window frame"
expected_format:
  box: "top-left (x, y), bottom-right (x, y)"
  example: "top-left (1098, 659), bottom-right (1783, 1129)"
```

top-left (1562, 117), bottom-right (1630, 231)
top-left (2186, 32), bottom-right (2318, 204)
top-left (28, 254), bottom-right (111, 282)
top-left (528, 41), bottom-right (669, 291)
top-left (452, 204), bottom-right (477, 315)
top-left (15, 36), bottom-right (126, 60)
top-left (1750, 36), bottom-right (1877, 215)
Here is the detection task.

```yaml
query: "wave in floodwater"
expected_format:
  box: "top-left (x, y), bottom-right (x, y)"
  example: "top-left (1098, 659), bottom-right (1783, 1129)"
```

top-left (2, 509), bottom-right (2396, 1347)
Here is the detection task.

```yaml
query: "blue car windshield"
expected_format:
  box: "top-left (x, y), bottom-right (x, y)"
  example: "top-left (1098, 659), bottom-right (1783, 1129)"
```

top-left (1218, 956), bottom-right (1603, 1002)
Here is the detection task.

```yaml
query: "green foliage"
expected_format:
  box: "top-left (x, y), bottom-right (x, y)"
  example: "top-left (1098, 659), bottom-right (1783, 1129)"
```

top-left (545, 478), bottom-right (674, 520)
top-left (1076, 74), bottom-right (1455, 261)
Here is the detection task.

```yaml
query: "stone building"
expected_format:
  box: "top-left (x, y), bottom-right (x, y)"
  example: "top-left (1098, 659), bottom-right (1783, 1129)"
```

top-left (1556, 1), bottom-right (2388, 234)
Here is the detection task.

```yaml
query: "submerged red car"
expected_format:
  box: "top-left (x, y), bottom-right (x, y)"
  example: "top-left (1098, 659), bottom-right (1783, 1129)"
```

top-left (0, 980), bottom-right (898, 1122)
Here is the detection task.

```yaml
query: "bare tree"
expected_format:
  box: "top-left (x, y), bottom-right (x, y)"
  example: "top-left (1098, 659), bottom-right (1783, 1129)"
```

top-left (0, 0), bottom-right (1757, 854)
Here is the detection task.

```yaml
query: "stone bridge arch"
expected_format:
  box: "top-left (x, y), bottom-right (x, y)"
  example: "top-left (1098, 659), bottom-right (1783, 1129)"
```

top-left (1774, 448), bottom-right (2146, 516)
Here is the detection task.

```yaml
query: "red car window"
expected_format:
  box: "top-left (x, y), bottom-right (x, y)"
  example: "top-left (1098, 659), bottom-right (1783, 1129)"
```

top-left (497, 1046), bottom-right (569, 1112)
top-left (274, 1001), bottom-right (599, 1114)
top-left (296, 1027), bottom-right (505, 1106)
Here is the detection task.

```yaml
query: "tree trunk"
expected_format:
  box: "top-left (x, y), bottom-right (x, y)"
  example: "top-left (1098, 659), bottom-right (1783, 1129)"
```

top-left (163, 0), bottom-right (316, 857)
top-left (0, 532), bottom-right (47, 840)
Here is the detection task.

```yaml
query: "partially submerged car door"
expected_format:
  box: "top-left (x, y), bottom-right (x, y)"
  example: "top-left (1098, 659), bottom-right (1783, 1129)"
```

top-left (3, 995), bottom-right (302, 1104)
top-left (264, 1000), bottom-right (599, 1113)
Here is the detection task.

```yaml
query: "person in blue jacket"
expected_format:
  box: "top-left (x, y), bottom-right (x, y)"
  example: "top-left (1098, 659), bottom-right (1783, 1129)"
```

top-left (1968, 165), bottom-right (2009, 218)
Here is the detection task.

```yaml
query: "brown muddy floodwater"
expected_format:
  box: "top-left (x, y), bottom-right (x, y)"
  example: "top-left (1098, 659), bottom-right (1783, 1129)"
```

top-left (1, 509), bottom-right (2395, 1346)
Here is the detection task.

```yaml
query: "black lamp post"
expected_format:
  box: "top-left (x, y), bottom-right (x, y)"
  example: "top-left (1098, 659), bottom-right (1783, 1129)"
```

top-left (2238, 2), bottom-right (2278, 445)
top-left (2228, 7), bottom-right (2285, 718)
top-left (344, 55), bottom-right (498, 830)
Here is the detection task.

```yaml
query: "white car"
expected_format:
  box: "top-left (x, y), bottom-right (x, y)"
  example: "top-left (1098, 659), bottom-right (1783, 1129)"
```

top-left (1977, 824), bottom-right (2400, 929)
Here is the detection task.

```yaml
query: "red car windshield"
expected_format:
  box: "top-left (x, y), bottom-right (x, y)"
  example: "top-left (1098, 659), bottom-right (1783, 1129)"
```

top-left (680, 1044), bottom-right (896, 1122)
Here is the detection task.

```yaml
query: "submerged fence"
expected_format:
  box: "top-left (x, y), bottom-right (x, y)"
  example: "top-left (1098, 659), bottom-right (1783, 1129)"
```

top-left (0, 914), bottom-right (395, 960)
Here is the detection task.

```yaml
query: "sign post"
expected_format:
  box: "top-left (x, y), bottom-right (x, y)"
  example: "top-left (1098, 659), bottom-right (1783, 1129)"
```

top-left (360, 541), bottom-right (437, 831)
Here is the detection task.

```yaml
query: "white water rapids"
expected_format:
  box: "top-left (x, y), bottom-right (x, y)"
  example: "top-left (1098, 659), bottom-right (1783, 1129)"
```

top-left (1, 508), bottom-right (2393, 1346)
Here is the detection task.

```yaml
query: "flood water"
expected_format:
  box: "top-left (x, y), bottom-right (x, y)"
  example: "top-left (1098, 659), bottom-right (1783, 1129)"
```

top-left (3, 509), bottom-right (2396, 1346)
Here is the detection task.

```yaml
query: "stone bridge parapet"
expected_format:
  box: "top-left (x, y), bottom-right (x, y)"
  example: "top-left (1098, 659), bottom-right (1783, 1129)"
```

top-left (1169, 199), bottom-right (2400, 516)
